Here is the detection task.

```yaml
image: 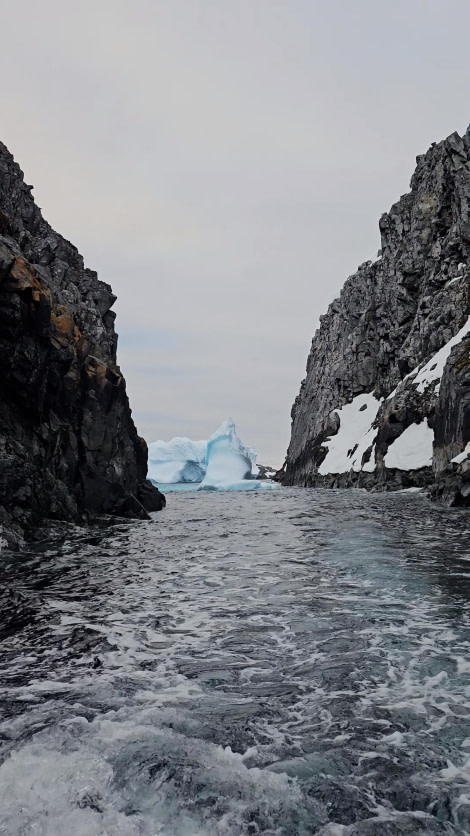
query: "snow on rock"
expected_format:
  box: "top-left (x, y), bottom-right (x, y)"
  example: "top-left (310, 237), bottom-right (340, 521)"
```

top-left (364, 249), bottom-right (382, 265)
top-left (147, 437), bottom-right (207, 484)
top-left (284, 127), bottom-right (469, 502)
top-left (384, 421), bottom-right (434, 470)
top-left (318, 393), bottom-right (382, 475)
top-left (403, 317), bottom-right (470, 395)
top-left (199, 419), bottom-right (268, 490)
top-left (451, 442), bottom-right (470, 465)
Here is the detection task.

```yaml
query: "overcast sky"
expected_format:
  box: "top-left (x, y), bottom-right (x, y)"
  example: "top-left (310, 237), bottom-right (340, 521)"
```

top-left (1, 1), bottom-right (468, 466)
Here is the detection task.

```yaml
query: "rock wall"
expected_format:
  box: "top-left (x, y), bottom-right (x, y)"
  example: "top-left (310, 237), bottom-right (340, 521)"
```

top-left (283, 128), bottom-right (470, 505)
top-left (0, 141), bottom-right (164, 545)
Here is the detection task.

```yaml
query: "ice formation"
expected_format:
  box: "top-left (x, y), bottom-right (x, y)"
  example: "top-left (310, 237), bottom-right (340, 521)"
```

top-left (199, 418), bottom-right (274, 491)
top-left (147, 437), bottom-right (207, 484)
top-left (147, 419), bottom-right (276, 490)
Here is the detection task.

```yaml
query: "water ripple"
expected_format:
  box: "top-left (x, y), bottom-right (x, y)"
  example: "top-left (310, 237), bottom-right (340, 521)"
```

top-left (0, 489), bottom-right (469, 834)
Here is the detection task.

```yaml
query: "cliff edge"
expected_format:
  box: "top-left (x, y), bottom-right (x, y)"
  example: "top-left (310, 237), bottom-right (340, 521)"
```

top-left (283, 128), bottom-right (470, 505)
top-left (0, 142), bottom-right (164, 546)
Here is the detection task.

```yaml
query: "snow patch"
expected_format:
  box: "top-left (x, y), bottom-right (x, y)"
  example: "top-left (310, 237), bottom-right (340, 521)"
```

top-left (365, 249), bottom-right (382, 265)
top-left (451, 442), bottom-right (470, 465)
top-left (400, 317), bottom-right (470, 395)
top-left (318, 393), bottom-right (382, 475)
top-left (384, 421), bottom-right (434, 470)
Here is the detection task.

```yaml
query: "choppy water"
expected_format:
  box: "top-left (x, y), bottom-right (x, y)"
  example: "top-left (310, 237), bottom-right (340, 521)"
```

top-left (1, 488), bottom-right (470, 835)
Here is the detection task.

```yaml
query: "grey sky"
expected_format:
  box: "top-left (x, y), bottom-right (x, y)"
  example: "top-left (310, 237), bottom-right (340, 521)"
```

top-left (1, 0), bottom-right (468, 466)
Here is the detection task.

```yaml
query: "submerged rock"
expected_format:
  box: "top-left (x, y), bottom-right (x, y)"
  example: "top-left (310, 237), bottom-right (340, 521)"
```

top-left (0, 141), bottom-right (164, 545)
top-left (283, 128), bottom-right (470, 503)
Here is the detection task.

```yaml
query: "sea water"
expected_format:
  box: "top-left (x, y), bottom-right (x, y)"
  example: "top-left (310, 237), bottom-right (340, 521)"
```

top-left (0, 488), bottom-right (469, 834)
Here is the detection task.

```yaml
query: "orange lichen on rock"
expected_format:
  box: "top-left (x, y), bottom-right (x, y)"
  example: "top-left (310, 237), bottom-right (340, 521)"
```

top-left (9, 257), bottom-right (52, 310)
top-left (50, 305), bottom-right (81, 349)
top-left (85, 354), bottom-right (108, 387)
top-left (11, 257), bottom-right (44, 293)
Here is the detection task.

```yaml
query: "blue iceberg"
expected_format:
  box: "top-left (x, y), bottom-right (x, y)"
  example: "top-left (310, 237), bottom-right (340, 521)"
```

top-left (147, 437), bottom-right (207, 484)
top-left (147, 419), bottom-right (277, 491)
top-left (200, 418), bottom-right (259, 490)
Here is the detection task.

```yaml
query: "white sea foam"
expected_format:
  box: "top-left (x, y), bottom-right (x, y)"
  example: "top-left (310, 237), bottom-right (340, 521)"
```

top-left (0, 490), bottom-right (469, 832)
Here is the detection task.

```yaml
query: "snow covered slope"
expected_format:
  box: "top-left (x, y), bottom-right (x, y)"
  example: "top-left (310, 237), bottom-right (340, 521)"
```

top-left (318, 394), bottom-right (382, 476)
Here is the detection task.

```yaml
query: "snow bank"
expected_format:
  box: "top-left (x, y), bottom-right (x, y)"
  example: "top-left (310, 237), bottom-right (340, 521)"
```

top-left (384, 421), bottom-right (434, 470)
top-left (318, 393), bottom-right (382, 475)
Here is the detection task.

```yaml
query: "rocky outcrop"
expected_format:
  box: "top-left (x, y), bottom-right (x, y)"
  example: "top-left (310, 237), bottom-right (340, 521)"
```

top-left (256, 464), bottom-right (277, 480)
top-left (283, 128), bottom-right (470, 505)
top-left (430, 336), bottom-right (470, 503)
top-left (0, 141), bottom-right (165, 546)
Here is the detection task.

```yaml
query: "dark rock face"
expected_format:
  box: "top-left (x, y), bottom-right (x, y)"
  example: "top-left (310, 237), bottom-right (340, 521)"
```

top-left (0, 141), bottom-right (164, 544)
top-left (255, 464), bottom-right (277, 480)
top-left (283, 128), bottom-right (470, 503)
top-left (430, 336), bottom-right (470, 504)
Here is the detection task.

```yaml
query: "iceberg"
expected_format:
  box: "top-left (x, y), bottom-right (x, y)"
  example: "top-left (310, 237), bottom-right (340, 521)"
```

top-left (199, 418), bottom-right (259, 490)
top-left (147, 419), bottom-right (277, 490)
top-left (147, 437), bottom-right (207, 484)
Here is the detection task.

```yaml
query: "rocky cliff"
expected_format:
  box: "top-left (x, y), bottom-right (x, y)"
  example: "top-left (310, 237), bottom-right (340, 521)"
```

top-left (0, 142), bottom-right (164, 546)
top-left (283, 128), bottom-right (470, 505)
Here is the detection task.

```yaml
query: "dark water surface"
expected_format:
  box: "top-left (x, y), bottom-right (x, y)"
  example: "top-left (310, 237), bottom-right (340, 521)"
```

top-left (0, 488), bottom-right (470, 835)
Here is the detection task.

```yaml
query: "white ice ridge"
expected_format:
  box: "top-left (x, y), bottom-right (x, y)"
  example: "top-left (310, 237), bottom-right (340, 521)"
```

top-left (398, 316), bottom-right (470, 395)
top-left (384, 420), bottom-right (434, 470)
top-left (318, 393), bottom-right (382, 475)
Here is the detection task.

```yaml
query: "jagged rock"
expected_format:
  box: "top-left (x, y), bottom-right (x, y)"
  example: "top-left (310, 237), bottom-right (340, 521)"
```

top-left (256, 464), bottom-right (277, 480)
top-left (137, 479), bottom-right (166, 511)
top-left (283, 128), bottom-right (470, 502)
top-left (430, 335), bottom-right (470, 504)
top-left (0, 141), bottom-right (164, 545)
